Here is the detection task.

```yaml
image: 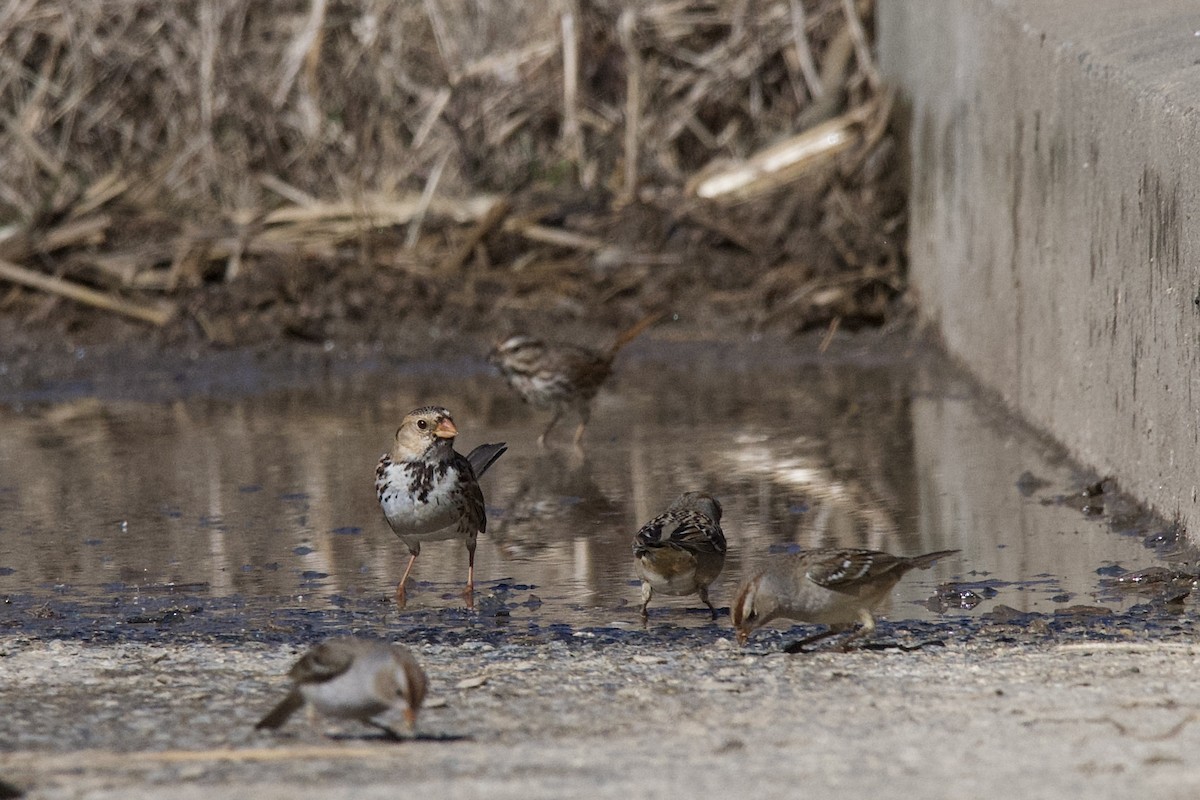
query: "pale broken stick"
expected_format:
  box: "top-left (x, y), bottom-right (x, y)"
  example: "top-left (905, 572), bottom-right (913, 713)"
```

top-left (501, 220), bottom-right (605, 252)
top-left (787, 0), bottom-right (824, 102)
top-left (0, 258), bottom-right (174, 326)
top-left (559, 0), bottom-right (583, 165)
top-left (688, 104), bottom-right (874, 204)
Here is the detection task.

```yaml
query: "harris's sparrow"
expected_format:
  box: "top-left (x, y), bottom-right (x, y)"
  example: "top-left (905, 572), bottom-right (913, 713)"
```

top-left (632, 492), bottom-right (727, 620)
top-left (375, 406), bottom-right (506, 608)
top-left (732, 548), bottom-right (959, 651)
top-left (488, 312), bottom-right (662, 447)
top-left (255, 636), bottom-right (428, 736)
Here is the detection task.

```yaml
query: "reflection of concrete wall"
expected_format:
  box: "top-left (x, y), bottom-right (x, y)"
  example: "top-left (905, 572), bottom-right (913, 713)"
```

top-left (879, 1), bottom-right (1200, 538)
top-left (909, 366), bottom-right (1151, 611)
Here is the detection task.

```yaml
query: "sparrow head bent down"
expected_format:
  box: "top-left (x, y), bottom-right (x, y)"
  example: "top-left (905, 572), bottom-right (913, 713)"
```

top-left (731, 573), bottom-right (772, 645)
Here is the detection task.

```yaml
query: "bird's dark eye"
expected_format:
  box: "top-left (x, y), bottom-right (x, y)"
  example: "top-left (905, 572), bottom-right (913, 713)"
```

top-left (416, 419), bottom-right (428, 430)
top-left (746, 610), bottom-right (758, 622)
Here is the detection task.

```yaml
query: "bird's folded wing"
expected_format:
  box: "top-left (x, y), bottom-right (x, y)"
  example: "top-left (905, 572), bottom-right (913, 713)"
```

top-left (636, 511), bottom-right (725, 555)
top-left (453, 453), bottom-right (488, 534)
top-left (290, 641), bottom-right (358, 684)
top-left (804, 549), bottom-right (900, 589)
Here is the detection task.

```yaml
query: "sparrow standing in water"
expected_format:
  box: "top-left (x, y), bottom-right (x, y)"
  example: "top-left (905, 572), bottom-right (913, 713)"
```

top-left (489, 312), bottom-right (663, 447)
top-left (732, 547), bottom-right (959, 651)
top-left (633, 492), bottom-right (727, 620)
top-left (255, 637), bottom-right (428, 737)
top-left (375, 406), bottom-right (506, 608)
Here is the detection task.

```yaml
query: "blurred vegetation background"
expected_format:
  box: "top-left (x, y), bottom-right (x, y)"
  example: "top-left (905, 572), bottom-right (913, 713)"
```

top-left (0, 0), bottom-right (904, 347)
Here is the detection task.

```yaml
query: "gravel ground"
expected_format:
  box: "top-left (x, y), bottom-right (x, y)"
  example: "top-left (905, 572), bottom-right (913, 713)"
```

top-left (3, 329), bottom-right (1199, 798)
top-left (5, 622), bottom-right (1200, 799)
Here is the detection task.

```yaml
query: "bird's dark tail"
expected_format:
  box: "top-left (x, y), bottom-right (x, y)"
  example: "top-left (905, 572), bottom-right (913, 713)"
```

top-left (466, 442), bottom-right (508, 478)
top-left (906, 549), bottom-right (961, 569)
top-left (255, 688), bottom-right (304, 730)
top-left (608, 311), bottom-right (665, 357)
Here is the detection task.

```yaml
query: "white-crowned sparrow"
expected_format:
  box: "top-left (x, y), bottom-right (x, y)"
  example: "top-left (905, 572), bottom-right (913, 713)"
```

top-left (375, 406), bottom-right (506, 608)
top-left (488, 312), bottom-right (662, 447)
top-left (732, 548), bottom-right (959, 651)
top-left (633, 492), bottom-right (727, 620)
top-left (255, 637), bottom-right (428, 736)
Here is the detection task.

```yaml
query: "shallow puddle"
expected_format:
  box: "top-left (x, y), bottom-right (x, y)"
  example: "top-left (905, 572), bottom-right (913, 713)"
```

top-left (0, 336), bottom-right (1180, 639)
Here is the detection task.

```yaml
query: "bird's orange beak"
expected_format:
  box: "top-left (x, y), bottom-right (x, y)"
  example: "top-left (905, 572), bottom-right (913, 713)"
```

top-left (735, 629), bottom-right (748, 646)
top-left (404, 706), bottom-right (419, 731)
top-left (434, 418), bottom-right (458, 439)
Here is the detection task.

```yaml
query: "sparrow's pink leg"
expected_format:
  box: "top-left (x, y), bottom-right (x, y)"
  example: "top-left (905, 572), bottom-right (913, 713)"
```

top-left (395, 553), bottom-right (418, 607)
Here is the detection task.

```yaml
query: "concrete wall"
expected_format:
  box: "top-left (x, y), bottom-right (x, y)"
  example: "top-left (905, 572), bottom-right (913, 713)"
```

top-left (878, 1), bottom-right (1200, 535)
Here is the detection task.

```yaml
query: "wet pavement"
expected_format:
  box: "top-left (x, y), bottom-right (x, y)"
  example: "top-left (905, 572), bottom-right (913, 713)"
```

top-left (2, 331), bottom-right (1198, 798)
top-left (0, 333), bottom-right (1184, 638)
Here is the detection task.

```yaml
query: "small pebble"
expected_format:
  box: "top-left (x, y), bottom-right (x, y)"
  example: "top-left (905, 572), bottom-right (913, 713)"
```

top-left (632, 655), bottom-right (667, 665)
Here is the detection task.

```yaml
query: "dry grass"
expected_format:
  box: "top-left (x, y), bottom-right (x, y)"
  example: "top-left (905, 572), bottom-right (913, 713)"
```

top-left (0, 0), bottom-right (905, 345)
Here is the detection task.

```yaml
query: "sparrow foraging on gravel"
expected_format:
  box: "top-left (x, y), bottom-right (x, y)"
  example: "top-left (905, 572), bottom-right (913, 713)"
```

top-left (376, 406), bottom-right (506, 608)
top-left (488, 312), bottom-right (663, 447)
top-left (732, 548), bottom-right (960, 651)
top-left (633, 492), bottom-right (727, 620)
top-left (255, 637), bottom-right (428, 737)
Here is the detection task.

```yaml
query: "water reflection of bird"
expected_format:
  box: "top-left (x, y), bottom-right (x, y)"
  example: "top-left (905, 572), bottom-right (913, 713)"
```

top-left (632, 492), bottom-right (727, 620)
top-left (375, 406), bottom-right (506, 608)
top-left (732, 548), bottom-right (959, 651)
top-left (714, 435), bottom-right (905, 550)
top-left (488, 312), bottom-right (663, 448)
top-left (256, 637), bottom-right (427, 737)
top-left (489, 449), bottom-right (618, 560)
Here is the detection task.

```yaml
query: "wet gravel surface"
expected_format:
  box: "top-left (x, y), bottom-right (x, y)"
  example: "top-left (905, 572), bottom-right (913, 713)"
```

top-left (5, 330), bottom-right (1200, 798)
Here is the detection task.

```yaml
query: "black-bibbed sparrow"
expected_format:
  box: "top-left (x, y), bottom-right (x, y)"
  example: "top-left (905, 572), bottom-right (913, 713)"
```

top-left (375, 406), bottom-right (506, 608)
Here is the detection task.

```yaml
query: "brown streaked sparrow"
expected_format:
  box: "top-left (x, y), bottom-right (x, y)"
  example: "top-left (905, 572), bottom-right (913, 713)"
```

top-left (488, 312), bottom-right (663, 447)
top-left (633, 492), bottom-right (727, 620)
top-left (255, 637), bottom-right (428, 736)
top-left (375, 406), bottom-right (506, 608)
top-left (732, 548), bottom-right (959, 651)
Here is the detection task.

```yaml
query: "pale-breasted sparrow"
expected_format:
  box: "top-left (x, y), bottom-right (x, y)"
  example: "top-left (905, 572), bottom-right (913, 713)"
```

top-left (255, 637), bottom-right (428, 736)
top-left (375, 406), bottom-right (506, 608)
top-left (488, 312), bottom-right (662, 447)
top-left (633, 492), bottom-right (727, 620)
top-left (732, 548), bottom-right (959, 651)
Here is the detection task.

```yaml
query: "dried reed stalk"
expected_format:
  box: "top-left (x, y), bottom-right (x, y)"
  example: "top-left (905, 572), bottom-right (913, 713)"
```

top-left (0, 258), bottom-right (174, 325)
top-left (0, 0), bottom-right (902, 336)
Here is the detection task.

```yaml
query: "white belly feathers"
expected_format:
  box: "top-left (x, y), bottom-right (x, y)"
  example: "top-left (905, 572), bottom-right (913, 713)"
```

top-left (377, 459), bottom-right (464, 540)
